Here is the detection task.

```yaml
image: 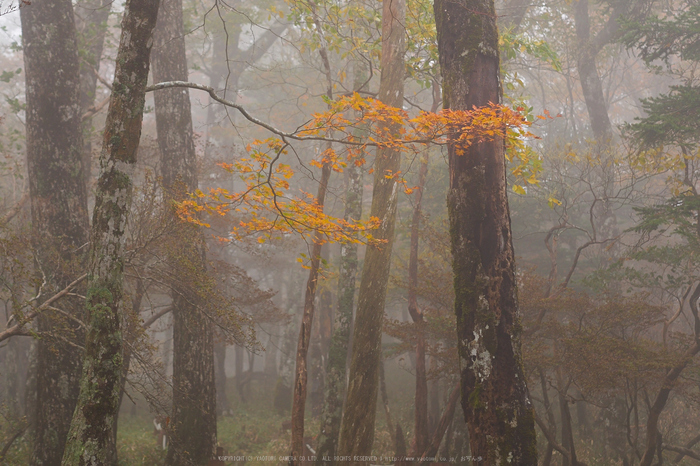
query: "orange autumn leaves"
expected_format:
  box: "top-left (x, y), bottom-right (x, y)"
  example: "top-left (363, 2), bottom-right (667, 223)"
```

top-left (178, 93), bottom-right (541, 245)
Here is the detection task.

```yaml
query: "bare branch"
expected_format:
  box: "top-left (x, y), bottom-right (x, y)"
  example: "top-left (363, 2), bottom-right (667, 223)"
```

top-left (0, 191), bottom-right (29, 226)
top-left (0, 273), bottom-right (88, 343)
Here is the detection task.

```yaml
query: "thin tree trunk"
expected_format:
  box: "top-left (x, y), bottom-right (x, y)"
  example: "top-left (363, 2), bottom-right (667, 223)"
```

top-left (62, 1), bottom-right (160, 464)
top-left (434, 0), bottom-right (537, 461)
top-left (203, 20), bottom-right (286, 159)
top-left (215, 337), bottom-right (230, 415)
top-left (75, 0), bottom-right (112, 185)
top-left (315, 125), bottom-right (364, 465)
top-left (112, 276), bottom-right (146, 449)
top-left (558, 372), bottom-right (577, 466)
top-left (151, 0), bottom-right (218, 462)
top-left (573, 0), bottom-right (613, 142)
top-left (290, 159), bottom-right (332, 464)
top-left (290, 10), bottom-right (336, 458)
top-left (408, 155), bottom-right (430, 456)
top-left (420, 383), bottom-right (460, 460)
top-left (640, 286), bottom-right (700, 465)
top-left (21, 1), bottom-right (90, 463)
top-left (540, 370), bottom-right (555, 466)
top-left (379, 359), bottom-right (396, 454)
top-left (337, 0), bottom-right (406, 458)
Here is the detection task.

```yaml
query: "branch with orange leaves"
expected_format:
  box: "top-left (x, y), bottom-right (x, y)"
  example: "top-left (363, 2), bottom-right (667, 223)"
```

top-left (153, 82), bottom-right (546, 244)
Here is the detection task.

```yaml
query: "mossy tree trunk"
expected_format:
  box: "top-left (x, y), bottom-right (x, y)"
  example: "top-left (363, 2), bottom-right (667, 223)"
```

top-left (20, 1), bottom-right (90, 464)
top-left (315, 112), bottom-right (364, 465)
top-left (434, 0), bottom-right (538, 462)
top-left (61, 1), bottom-right (160, 464)
top-left (151, 0), bottom-right (218, 463)
top-left (337, 0), bottom-right (405, 458)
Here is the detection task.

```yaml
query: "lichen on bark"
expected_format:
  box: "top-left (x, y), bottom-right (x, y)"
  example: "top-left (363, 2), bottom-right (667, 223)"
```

top-left (435, 0), bottom-right (537, 461)
top-left (62, 1), bottom-right (160, 464)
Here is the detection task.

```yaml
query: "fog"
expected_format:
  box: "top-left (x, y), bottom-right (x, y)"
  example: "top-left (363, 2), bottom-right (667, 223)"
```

top-left (1, 0), bottom-right (700, 464)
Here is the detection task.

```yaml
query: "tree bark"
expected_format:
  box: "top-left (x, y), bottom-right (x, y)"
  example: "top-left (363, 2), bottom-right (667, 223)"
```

top-left (434, 0), bottom-right (538, 461)
top-left (151, 0), bottom-right (218, 463)
top-left (290, 159), bottom-right (332, 464)
top-left (75, 0), bottom-right (113, 185)
top-left (315, 57), bottom-right (366, 466)
top-left (61, 1), bottom-right (160, 464)
top-left (20, 1), bottom-right (90, 463)
top-left (214, 337), bottom-right (230, 416)
top-left (337, 0), bottom-right (405, 459)
top-left (408, 156), bottom-right (430, 457)
top-left (573, 0), bottom-right (613, 142)
top-left (420, 383), bottom-right (460, 460)
top-left (639, 254), bottom-right (700, 466)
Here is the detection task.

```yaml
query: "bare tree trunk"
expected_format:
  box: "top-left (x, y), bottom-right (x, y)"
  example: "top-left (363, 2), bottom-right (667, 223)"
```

top-left (379, 359), bottom-right (396, 454)
top-left (151, 0), bottom-right (218, 463)
top-left (314, 53), bottom-right (367, 464)
top-left (420, 383), bottom-right (460, 459)
top-left (540, 370), bottom-right (556, 466)
top-left (315, 144), bottom-right (363, 466)
top-left (572, 0), bottom-right (625, 142)
top-left (215, 337), bottom-right (230, 416)
top-left (203, 19), bottom-right (286, 159)
top-left (558, 373), bottom-right (577, 466)
top-left (640, 284), bottom-right (700, 465)
top-left (62, 1), bottom-right (160, 464)
top-left (20, 1), bottom-right (90, 463)
top-left (112, 276), bottom-right (146, 448)
top-left (434, 0), bottom-right (537, 461)
top-left (408, 156), bottom-right (430, 456)
top-left (290, 159), bottom-right (332, 464)
top-left (75, 0), bottom-right (112, 185)
top-left (337, 0), bottom-right (405, 458)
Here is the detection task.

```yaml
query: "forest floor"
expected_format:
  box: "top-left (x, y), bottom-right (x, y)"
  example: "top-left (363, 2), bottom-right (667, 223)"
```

top-left (0, 358), bottom-right (416, 465)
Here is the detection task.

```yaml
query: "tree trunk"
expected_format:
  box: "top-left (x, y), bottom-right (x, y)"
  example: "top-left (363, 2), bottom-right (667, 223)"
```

top-left (289, 159), bottom-right (332, 464)
top-left (315, 58), bottom-right (366, 465)
top-left (420, 383), bottom-right (460, 460)
top-left (151, 0), bottom-right (218, 463)
top-left (408, 153), bottom-right (430, 456)
top-left (337, 0), bottom-right (405, 458)
top-left (573, 0), bottom-right (613, 142)
top-left (203, 19), bottom-right (286, 159)
top-left (21, 1), bottom-right (90, 463)
top-left (61, 1), bottom-right (160, 464)
top-left (215, 337), bottom-right (230, 416)
top-left (558, 378), bottom-right (577, 466)
top-left (434, 0), bottom-right (538, 461)
top-left (639, 230), bottom-right (700, 466)
top-left (75, 0), bottom-right (112, 185)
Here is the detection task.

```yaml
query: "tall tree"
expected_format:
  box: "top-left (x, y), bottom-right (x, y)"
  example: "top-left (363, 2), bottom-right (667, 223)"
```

top-left (289, 21), bottom-right (334, 456)
top-left (151, 0), bottom-right (218, 462)
top-left (61, 1), bottom-right (160, 463)
top-left (434, 0), bottom-right (538, 461)
top-left (20, 1), bottom-right (90, 463)
top-left (75, 0), bottom-right (113, 184)
top-left (314, 61), bottom-right (365, 465)
top-left (337, 0), bottom-right (406, 456)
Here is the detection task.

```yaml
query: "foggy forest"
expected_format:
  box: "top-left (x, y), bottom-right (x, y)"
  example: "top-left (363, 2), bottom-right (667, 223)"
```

top-left (2, 0), bottom-right (700, 464)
